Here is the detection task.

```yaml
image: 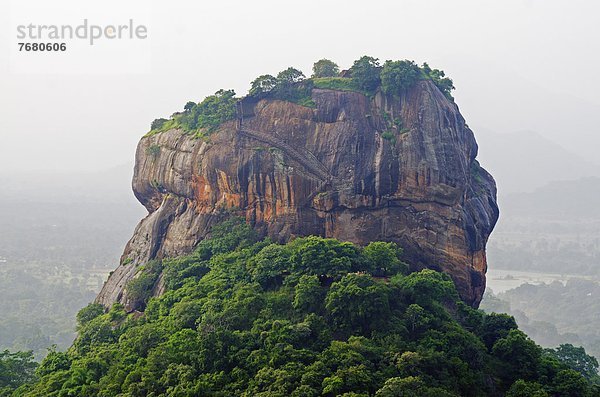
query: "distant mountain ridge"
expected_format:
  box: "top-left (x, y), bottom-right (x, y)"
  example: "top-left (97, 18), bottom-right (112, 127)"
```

top-left (502, 177), bottom-right (600, 219)
top-left (475, 129), bottom-right (600, 195)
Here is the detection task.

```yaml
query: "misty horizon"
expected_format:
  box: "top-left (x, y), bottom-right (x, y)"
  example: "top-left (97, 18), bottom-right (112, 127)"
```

top-left (1, 0), bottom-right (600, 176)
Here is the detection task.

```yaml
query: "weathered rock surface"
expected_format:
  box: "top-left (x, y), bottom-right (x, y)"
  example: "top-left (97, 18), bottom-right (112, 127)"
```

top-left (96, 81), bottom-right (499, 310)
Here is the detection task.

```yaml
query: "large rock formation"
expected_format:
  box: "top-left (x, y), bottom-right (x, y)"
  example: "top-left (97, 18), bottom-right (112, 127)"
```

top-left (96, 81), bottom-right (498, 310)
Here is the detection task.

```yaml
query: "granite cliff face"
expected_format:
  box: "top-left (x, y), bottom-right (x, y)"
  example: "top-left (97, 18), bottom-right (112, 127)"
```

top-left (97, 80), bottom-right (498, 310)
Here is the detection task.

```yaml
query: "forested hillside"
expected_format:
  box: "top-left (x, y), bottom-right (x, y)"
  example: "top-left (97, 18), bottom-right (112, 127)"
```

top-left (5, 220), bottom-right (598, 397)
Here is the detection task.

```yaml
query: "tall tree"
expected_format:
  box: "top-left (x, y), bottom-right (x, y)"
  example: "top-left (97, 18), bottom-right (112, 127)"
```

top-left (349, 56), bottom-right (381, 92)
top-left (312, 59), bottom-right (340, 78)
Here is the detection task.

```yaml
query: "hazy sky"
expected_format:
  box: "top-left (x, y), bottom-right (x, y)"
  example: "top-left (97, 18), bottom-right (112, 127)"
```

top-left (1, 0), bottom-right (598, 174)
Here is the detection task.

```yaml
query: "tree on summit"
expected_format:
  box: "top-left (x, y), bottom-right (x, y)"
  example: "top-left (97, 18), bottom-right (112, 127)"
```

top-left (349, 56), bottom-right (381, 92)
top-left (312, 59), bottom-right (340, 78)
top-left (249, 74), bottom-right (278, 97)
top-left (380, 60), bottom-right (421, 95)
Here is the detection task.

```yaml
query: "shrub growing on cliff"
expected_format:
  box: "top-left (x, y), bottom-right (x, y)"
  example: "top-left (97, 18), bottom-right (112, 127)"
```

top-left (150, 118), bottom-right (168, 131)
top-left (381, 130), bottom-right (396, 144)
top-left (148, 89), bottom-right (237, 138)
top-left (421, 62), bottom-right (455, 99)
top-left (125, 259), bottom-right (163, 308)
top-left (145, 144), bottom-right (160, 157)
top-left (186, 89), bottom-right (237, 133)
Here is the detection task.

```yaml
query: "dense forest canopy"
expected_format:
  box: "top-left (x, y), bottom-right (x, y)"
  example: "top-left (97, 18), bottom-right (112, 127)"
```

top-left (4, 219), bottom-right (599, 397)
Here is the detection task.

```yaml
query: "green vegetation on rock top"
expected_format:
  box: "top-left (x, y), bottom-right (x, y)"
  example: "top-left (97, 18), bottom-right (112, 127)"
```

top-left (146, 89), bottom-right (237, 139)
top-left (146, 56), bottom-right (455, 138)
top-left (312, 77), bottom-right (366, 94)
top-left (7, 219), bottom-right (599, 397)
